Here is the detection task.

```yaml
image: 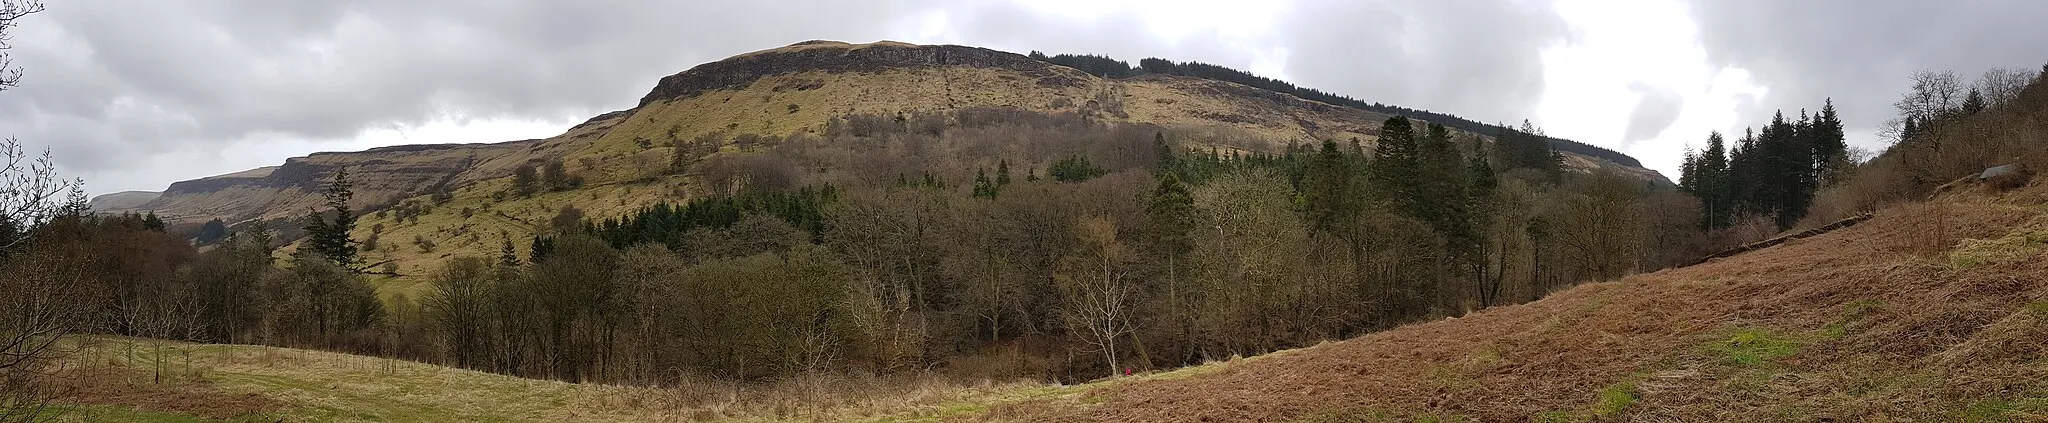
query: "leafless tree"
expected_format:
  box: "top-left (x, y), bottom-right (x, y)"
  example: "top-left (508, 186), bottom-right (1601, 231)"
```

top-left (1976, 67), bottom-right (2038, 108)
top-left (1055, 216), bottom-right (1138, 379)
top-left (0, 0), bottom-right (46, 91)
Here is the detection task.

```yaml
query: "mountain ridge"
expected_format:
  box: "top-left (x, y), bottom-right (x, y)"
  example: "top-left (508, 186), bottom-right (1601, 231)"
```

top-left (115, 40), bottom-right (1666, 245)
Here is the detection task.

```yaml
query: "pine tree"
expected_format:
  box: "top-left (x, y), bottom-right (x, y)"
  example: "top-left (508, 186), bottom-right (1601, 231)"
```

top-left (142, 211), bottom-right (165, 232)
top-left (1961, 88), bottom-right (1986, 115)
top-left (972, 168), bottom-right (998, 199)
top-left (1372, 116), bottom-right (1421, 203)
top-left (1698, 131), bottom-right (1733, 228)
top-left (1304, 139), bottom-right (1359, 235)
top-left (996, 159), bottom-right (1012, 186)
top-left (1811, 99), bottom-right (1848, 185)
top-left (303, 167), bottom-right (361, 270)
top-left (1153, 132), bottom-right (1175, 175)
top-left (1145, 173), bottom-right (1198, 266)
top-left (498, 233), bottom-right (521, 268)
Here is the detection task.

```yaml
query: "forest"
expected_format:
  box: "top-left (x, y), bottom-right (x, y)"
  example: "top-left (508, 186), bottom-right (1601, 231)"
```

top-left (7, 106), bottom-right (1719, 393)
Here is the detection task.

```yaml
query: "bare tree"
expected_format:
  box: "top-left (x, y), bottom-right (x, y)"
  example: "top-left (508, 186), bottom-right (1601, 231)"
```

top-left (1055, 216), bottom-right (1138, 379)
top-left (0, 0), bottom-right (45, 92)
top-left (1976, 67), bottom-right (2038, 108)
top-left (1896, 70), bottom-right (1964, 123)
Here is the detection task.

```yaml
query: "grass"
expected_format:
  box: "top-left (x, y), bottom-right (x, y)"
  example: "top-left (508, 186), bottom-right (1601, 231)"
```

top-left (49, 405), bottom-right (222, 423)
top-left (1592, 382), bottom-right (1637, 418)
top-left (1946, 216), bottom-right (2048, 269)
top-left (1706, 328), bottom-right (1801, 366)
top-left (45, 337), bottom-right (1076, 423)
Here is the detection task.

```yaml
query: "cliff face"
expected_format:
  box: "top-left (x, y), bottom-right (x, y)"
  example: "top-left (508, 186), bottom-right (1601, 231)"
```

top-left (637, 41), bottom-right (1082, 106)
top-left (140, 141), bottom-right (539, 224)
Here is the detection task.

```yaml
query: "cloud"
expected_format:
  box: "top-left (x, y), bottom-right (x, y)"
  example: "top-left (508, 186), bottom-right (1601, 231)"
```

top-left (1621, 82), bottom-right (1685, 146)
top-left (0, 0), bottom-right (1590, 194)
top-left (1278, 1), bottom-right (1572, 125)
top-left (1681, 0), bottom-right (2048, 147)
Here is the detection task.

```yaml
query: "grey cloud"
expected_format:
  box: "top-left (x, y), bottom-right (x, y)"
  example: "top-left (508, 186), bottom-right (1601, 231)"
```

top-left (1683, 0), bottom-right (2048, 145)
top-left (1279, 1), bottom-right (1571, 126)
top-left (4, 0), bottom-right (1590, 194)
top-left (1622, 82), bottom-right (1684, 146)
top-left (3, 0), bottom-right (946, 191)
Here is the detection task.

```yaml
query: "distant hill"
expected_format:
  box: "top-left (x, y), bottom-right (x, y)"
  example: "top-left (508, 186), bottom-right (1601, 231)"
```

top-left (133, 40), bottom-right (1670, 278)
top-left (86, 190), bottom-right (160, 214)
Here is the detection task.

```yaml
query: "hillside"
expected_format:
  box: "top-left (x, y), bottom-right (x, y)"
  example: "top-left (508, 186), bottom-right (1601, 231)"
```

top-left (44, 162), bottom-right (2047, 422)
top-left (84, 190), bottom-right (158, 214)
top-left (967, 180), bottom-right (2048, 421)
top-left (109, 40), bottom-right (1665, 279)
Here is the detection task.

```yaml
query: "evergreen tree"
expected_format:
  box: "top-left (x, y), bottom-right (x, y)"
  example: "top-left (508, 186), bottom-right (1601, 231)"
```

top-left (499, 233), bottom-right (521, 268)
top-left (1417, 123), bottom-right (1476, 260)
top-left (972, 168), bottom-right (998, 199)
top-left (1050, 156), bottom-right (1108, 182)
top-left (1145, 172), bottom-right (1199, 271)
top-left (1304, 139), bottom-right (1359, 235)
top-left (996, 159), bottom-right (1013, 187)
top-left (1153, 132), bottom-right (1176, 176)
top-left (196, 218), bottom-right (229, 245)
top-left (1698, 132), bottom-right (1733, 228)
top-left (1811, 99), bottom-right (1848, 185)
top-left (1961, 88), bottom-right (1986, 115)
top-left (1373, 116), bottom-right (1421, 203)
top-left (141, 211), bottom-right (165, 232)
top-left (302, 167), bottom-right (361, 270)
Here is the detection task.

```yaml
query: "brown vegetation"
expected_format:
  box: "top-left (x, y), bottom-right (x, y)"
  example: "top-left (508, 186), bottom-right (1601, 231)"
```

top-left (984, 184), bottom-right (2048, 422)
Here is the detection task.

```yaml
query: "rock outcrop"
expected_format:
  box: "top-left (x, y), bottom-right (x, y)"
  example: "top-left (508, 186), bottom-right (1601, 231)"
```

top-left (636, 41), bottom-right (1080, 106)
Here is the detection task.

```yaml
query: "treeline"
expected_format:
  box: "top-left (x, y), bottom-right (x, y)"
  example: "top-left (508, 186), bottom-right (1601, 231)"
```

top-left (392, 108), bottom-right (1712, 385)
top-left (1026, 51), bottom-right (1639, 167)
top-left (9, 107), bottom-right (1726, 392)
top-left (1797, 65), bottom-right (2048, 226)
top-left (1678, 100), bottom-right (1848, 229)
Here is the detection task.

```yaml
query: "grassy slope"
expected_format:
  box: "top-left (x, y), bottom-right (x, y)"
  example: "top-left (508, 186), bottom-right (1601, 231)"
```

top-left (44, 336), bottom-right (1068, 423)
top-left (962, 182), bottom-right (2048, 422)
top-left (47, 338), bottom-right (674, 422)
top-left (274, 41), bottom-right (1657, 295)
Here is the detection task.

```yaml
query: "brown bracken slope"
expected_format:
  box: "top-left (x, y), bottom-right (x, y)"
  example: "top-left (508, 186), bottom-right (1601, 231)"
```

top-left (983, 182), bottom-right (2048, 422)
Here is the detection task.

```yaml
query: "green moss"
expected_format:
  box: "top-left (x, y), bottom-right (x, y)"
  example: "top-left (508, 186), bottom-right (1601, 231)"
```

top-left (1946, 223), bottom-right (2048, 269)
top-left (1592, 382), bottom-right (1637, 418)
top-left (1707, 328), bottom-right (1801, 366)
top-left (1531, 410), bottom-right (1580, 423)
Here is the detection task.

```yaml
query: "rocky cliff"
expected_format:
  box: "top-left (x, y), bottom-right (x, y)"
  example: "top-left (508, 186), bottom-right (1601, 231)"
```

top-left (139, 140), bottom-right (541, 224)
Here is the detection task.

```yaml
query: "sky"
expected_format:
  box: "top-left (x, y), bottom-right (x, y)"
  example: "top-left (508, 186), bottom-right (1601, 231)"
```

top-left (2, 0), bottom-right (2044, 196)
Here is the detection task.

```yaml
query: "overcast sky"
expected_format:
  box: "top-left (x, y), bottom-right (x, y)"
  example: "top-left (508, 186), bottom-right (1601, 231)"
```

top-left (3, 0), bottom-right (2044, 196)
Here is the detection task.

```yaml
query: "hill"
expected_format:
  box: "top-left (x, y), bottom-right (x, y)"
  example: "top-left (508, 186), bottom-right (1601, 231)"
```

top-left (109, 40), bottom-right (1665, 278)
top-left (965, 181), bottom-right (2048, 421)
top-left (84, 190), bottom-right (158, 214)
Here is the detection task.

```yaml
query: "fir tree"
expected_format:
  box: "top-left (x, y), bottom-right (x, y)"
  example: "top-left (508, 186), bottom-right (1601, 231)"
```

top-left (1373, 116), bottom-right (1421, 202)
top-left (972, 168), bottom-right (998, 199)
top-left (142, 211), bottom-right (165, 232)
top-left (303, 167), bottom-right (361, 270)
top-left (996, 159), bottom-right (1012, 186)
